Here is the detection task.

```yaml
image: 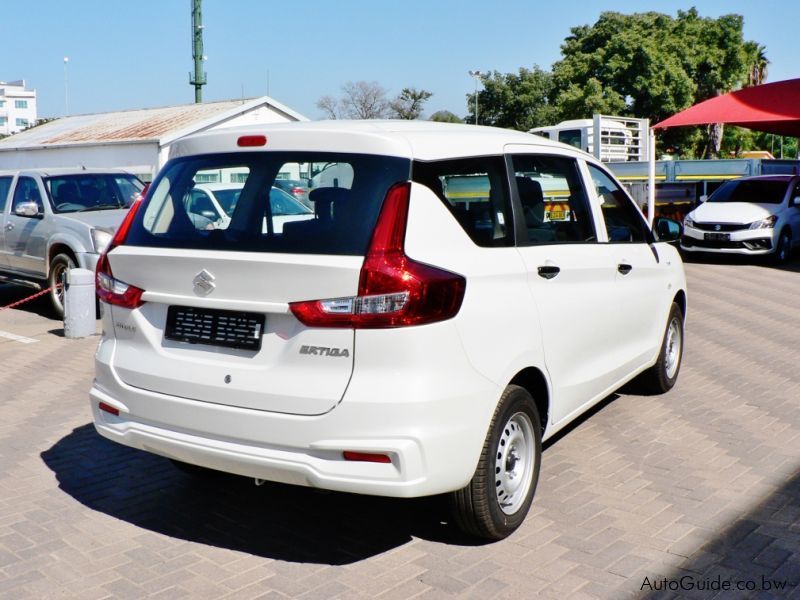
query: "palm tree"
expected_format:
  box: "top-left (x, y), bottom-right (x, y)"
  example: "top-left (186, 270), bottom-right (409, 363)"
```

top-left (744, 42), bottom-right (769, 87)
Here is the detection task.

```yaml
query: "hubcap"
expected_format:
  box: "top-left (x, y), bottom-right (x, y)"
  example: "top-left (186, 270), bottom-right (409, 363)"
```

top-left (53, 264), bottom-right (67, 308)
top-left (664, 317), bottom-right (682, 380)
top-left (494, 411), bottom-right (535, 515)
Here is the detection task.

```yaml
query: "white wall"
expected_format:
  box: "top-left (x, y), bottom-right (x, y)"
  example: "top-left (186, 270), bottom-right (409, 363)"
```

top-left (0, 142), bottom-right (158, 180)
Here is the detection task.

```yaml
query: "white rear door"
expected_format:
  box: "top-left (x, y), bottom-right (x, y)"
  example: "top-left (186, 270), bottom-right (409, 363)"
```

top-left (104, 152), bottom-right (410, 416)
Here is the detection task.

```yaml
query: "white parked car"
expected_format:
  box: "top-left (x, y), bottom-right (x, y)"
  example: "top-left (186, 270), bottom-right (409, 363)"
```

top-left (90, 121), bottom-right (687, 539)
top-left (186, 183), bottom-right (313, 232)
top-left (681, 175), bottom-right (800, 262)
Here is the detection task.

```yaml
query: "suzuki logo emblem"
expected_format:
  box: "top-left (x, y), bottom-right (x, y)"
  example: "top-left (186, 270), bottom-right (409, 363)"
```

top-left (715, 224), bottom-right (721, 231)
top-left (193, 269), bottom-right (216, 296)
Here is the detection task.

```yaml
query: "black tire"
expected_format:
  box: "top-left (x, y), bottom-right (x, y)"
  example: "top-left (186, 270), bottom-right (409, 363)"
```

top-left (773, 229), bottom-right (792, 264)
top-left (449, 385), bottom-right (542, 540)
top-left (635, 303), bottom-right (684, 394)
top-left (48, 253), bottom-right (76, 318)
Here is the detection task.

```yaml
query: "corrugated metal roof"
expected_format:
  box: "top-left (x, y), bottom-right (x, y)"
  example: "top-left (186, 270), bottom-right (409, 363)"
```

top-left (0, 97), bottom-right (304, 149)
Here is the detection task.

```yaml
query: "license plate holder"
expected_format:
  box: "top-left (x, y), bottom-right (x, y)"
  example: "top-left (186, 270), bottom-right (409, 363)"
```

top-left (165, 305), bottom-right (264, 351)
top-left (704, 232), bottom-right (730, 242)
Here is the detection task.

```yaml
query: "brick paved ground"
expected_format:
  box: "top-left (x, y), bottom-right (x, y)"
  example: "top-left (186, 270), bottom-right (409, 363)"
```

top-left (1, 256), bottom-right (799, 599)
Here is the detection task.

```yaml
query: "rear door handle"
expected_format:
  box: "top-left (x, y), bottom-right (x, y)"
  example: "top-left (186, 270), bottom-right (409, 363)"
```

top-left (537, 265), bottom-right (561, 280)
top-left (618, 263), bottom-right (633, 275)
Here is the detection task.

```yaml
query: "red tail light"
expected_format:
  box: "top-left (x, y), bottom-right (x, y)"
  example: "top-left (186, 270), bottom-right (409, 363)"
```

top-left (343, 451), bottom-right (392, 463)
top-left (96, 198), bottom-right (146, 309)
top-left (289, 182), bottom-right (466, 328)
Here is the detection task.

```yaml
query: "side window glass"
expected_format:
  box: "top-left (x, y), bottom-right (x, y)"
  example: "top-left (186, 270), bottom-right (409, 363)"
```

top-left (12, 177), bottom-right (43, 213)
top-left (413, 156), bottom-right (513, 247)
top-left (587, 164), bottom-right (648, 243)
top-left (0, 176), bottom-right (12, 213)
top-left (511, 155), bottom-right (596, 244)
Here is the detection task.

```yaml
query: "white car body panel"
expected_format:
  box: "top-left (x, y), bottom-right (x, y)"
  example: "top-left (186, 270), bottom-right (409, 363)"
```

top-left (91, 120), bottom-right (687, 499)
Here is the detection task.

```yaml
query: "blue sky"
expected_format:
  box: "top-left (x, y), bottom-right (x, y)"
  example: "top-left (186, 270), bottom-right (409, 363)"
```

top-left (3, 0), bottom-right (797, 120)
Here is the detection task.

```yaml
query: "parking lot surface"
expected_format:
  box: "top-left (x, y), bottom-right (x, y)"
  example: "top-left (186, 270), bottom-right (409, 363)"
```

top-left (1, 258), bottom-right (799, 599)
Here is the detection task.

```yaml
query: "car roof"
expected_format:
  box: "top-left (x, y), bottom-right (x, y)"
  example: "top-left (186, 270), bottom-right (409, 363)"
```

top-left (171, 120), bottom-right (589, 162)
top-left (15, 167), bottom-right (134, 177)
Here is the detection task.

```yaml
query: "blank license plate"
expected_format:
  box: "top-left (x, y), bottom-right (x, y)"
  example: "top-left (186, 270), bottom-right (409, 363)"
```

top-left (165, 306), bottom-right (264, 351)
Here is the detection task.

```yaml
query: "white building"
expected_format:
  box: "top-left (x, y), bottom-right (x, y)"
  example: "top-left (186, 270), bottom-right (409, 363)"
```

top-left (0, 96), bottom-right (306, 180)
top-left (0, 80), bottom-right (38, 136)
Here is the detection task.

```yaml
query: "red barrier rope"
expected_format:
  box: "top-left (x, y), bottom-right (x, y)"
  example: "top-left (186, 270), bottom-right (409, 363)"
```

top-left (0, 284), bottom-right (62, 312)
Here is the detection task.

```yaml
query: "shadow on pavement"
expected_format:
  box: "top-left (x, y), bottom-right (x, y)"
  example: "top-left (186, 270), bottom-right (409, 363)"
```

top-left (682, 251), bottom-right (800, 273)
top-left (0, 283), bottom-right (59, 320)
top-left (642, 468), bottom-right (800, 597)
top-left (41, 424), bottom-right (488, 565)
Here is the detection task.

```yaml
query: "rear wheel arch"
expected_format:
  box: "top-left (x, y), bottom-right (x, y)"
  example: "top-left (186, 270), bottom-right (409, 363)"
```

top-left (508, 367), bottom-right (550, 435)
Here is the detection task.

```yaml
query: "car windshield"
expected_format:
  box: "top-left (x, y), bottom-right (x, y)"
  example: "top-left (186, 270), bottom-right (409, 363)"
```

top-left (45, 174), bottom-right (144, 213)
top-left (708, 179), bottom-right (788, 204)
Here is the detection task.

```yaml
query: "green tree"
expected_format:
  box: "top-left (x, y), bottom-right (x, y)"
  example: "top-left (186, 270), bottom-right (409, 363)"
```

top-left (429, 110), bottom-right (463, 123)
top-left (551, 9), bottom-right (757, 157)
top-left (390, 88), bottom-right (433, 119)
top-left (466, 66), bottom-right (559, 131)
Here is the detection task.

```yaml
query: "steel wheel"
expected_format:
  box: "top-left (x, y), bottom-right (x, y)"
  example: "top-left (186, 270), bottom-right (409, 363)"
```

top-left (664, 316), bottom-right (682, 380)
top-left (494, 411), bottom-right (536, 515)
top-left (48, 253), bottom-right (76, 318)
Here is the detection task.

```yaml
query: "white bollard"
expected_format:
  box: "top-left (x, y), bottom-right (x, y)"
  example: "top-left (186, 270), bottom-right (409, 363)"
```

top-left (64, 268), bottom-right (96, 338)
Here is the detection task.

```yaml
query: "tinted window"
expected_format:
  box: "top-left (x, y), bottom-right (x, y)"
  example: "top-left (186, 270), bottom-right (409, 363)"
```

top-left (0, 176), bottom-right (12, 213)
top-left (511, 155), bottom-right (596, 244)
top-left (45, 174), bottom-right (144, 212)
top-left (587, 164), bottom-right (648, 243)
top-left (12, 177), bottom-right (43, 213)
top-left (413, 156), bottom-right (514, 247)
top-left (128, 152), bottom-right (410, 256)
top-left (558, 129), bottom-right (582, 149)
top-left (709, 179), bottom-right (789, 204)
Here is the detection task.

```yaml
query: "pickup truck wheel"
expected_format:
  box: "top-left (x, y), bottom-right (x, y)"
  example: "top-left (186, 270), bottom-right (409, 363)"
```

top-left (449, 385), bottom-right (541, 540)
top-left (48, 253), bottom-right (75, 318)
top-left (634, 303), bottom-right (684, 394)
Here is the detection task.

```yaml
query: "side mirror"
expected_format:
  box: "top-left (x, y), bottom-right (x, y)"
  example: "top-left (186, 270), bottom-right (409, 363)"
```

top-left (15, 201), bottom-right (41, 218)
top-left (698, 194), bottom-right (708, 203)
top-left (653, 217), bottom-right (681, 242)
top-left (792, 196), bottom-right (800, 207)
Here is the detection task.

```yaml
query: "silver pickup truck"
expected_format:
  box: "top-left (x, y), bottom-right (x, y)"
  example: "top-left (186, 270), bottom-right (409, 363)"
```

top-left (0, 168), bottom-right (144, 316)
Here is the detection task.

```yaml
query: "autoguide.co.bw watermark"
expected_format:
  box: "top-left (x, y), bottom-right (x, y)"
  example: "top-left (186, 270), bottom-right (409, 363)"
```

top-left (641, 574), bottom-right (792, 593)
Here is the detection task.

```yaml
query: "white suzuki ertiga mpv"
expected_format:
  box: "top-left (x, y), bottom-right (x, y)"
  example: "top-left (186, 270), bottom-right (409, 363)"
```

top-left (91, 121), bottom-right (687, 539)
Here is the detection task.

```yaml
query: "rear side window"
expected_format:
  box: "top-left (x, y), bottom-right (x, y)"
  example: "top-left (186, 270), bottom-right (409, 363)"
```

top-left (413, 156), bottom-right (514, 247)
top-left (0, 176), bottom-right (12, 213)
top-left (128, 152), bottom-right (410, 256)
top-left (511, 155), bottom-right (596, 244)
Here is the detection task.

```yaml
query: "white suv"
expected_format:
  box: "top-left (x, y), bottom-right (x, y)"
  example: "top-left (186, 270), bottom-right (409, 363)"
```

top-left (90, 121), bottom-right (687, 539)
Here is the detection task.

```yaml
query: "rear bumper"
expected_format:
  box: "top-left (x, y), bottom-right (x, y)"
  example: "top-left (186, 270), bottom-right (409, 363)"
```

top-left (91, 324), bottom-right (500, 498)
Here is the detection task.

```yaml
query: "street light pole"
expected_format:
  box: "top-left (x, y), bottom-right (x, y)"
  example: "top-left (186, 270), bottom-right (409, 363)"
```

top-left (63, 57), bottom-right (70, 116)
top-left (468, 70), bottom-right (482, 125)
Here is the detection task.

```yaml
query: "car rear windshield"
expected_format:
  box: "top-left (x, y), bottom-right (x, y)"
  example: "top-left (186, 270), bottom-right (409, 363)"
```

top-left (708, 179), bottom-right (788, 204)
top-left (125, 152), bottom-right (410, 255)
top-left (45, 174), bottom-right (144, 213)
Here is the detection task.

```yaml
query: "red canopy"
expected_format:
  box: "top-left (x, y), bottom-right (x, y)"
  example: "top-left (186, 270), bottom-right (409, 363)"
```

top-left (654, 78), bottom-right (800, 136)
